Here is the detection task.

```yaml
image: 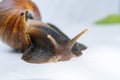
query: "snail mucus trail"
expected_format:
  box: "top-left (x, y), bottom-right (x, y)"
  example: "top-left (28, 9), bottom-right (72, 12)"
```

top-left (0, 0), bottom-right (87, 64)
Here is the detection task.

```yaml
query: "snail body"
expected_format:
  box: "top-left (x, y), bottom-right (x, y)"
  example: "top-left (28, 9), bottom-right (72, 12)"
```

top-left (0, 0), bottom-right (87, 64)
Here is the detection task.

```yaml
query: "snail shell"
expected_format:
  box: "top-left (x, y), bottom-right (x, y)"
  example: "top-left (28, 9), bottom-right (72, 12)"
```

top-left (0, 0), bottom-right (87, 64)
top-left (0, 0), bottom-right (41, 51)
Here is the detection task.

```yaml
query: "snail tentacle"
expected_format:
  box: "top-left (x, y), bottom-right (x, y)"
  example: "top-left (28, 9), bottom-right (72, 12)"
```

top-left (67, 29), bottom-right (88, 49)
top-left (47, 35), bottom-right (59, 49)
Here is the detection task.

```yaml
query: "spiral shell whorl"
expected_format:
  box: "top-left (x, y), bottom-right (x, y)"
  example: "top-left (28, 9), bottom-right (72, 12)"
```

top-left (0, 0), bottom-right (41, 51)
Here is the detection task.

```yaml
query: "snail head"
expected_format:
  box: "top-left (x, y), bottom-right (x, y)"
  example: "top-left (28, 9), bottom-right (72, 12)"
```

top-left (47, 29), bottom-right (88, 62)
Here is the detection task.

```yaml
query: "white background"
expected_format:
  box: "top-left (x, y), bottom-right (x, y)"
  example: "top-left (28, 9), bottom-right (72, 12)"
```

top-left (0, 0), bottom-right (120, 80)
top-left (32, 0), bottom-right (119, 23)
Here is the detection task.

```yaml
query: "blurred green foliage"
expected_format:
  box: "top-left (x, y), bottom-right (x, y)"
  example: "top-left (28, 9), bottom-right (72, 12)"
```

top-left (95, 14), bottom-right (120, 24)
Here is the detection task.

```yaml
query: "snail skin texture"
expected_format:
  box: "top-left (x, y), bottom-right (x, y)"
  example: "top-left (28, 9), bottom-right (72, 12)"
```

top-left (0, 0), bottom-right (87, 64)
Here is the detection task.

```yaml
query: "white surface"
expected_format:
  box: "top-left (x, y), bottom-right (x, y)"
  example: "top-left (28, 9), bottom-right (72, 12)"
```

top-left (0, 23), bottom-right (120, 80)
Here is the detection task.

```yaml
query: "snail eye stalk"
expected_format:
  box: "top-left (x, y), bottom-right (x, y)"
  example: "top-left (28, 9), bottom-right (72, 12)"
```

top-left (25, 11), bottom-right (34, 21)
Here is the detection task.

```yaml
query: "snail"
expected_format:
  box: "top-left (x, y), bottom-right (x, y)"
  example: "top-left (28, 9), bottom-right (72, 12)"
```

top-left (0, 0), bottom-right (87, 64)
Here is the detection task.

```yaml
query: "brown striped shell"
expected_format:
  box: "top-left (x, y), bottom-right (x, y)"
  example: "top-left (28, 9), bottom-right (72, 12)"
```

top-left (0, 0), bottom-right (41, 51)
